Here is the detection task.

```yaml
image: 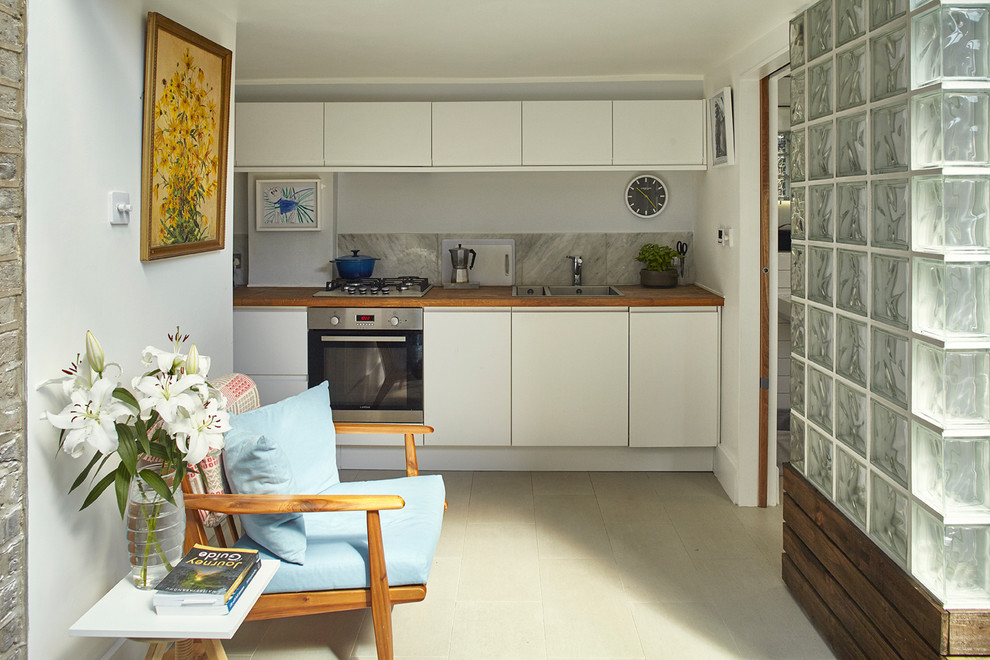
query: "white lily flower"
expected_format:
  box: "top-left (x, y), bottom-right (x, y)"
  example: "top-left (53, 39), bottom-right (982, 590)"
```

top-left (85, 330), bottom-right (105, 374)
top-left (183, 343), bottom-right (212, 379)
top-left (141, 345), bottom-right (185, 374)
top-left (43, 377), bottom-right (132, 457)
top-left (169, 398), bottom-right (231, 464)
top-left (132, 372), bottom-right (206, 423)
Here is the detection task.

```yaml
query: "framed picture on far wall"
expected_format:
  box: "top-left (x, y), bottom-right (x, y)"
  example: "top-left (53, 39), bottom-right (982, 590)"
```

top-left (708, 86), bottom-right (735, 167)
top-left (140, 12), bottom-right (232, 261)
top-left (255, 179), bottom-right (321, 231)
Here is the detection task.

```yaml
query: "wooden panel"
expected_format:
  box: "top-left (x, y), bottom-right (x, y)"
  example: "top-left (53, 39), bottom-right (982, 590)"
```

top-left (781, 554), bottom-right (868, 660)
top-left (784, 497), bottom-right (936, 658)
top-left (784, 521), bottom-right (932, 659)
top-left (949, 612), bottom-right (990, 656)
top-left (783, 464), bottom-right (949, 654)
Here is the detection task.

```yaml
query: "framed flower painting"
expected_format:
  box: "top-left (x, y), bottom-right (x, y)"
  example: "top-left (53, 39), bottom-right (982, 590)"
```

top-left (140, 13), bottom-right (232, 261)
top-left (255, 179), bottom-right (321, 231)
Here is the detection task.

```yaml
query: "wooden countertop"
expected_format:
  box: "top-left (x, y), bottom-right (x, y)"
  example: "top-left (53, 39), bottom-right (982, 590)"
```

top-left (234, 284), bottom-right (724, 308)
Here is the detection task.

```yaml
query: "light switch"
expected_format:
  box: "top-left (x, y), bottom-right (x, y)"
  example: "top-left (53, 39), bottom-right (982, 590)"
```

top-left (109, 191), bottom-right (131, 225)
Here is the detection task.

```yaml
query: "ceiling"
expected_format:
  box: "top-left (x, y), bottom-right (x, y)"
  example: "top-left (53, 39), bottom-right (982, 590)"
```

top-left (231, 0), bottom-right (806, 89)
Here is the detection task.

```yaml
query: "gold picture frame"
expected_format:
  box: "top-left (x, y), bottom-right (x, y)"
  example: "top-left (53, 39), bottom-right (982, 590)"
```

top-left (140, 13), bottom-right (232, 261)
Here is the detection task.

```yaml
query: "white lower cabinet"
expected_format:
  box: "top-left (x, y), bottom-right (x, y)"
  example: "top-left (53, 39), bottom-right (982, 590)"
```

top-left (629, 307), bottom-right (720, 447)
top-left (511, 308), bottom-right (629, 446)
top-left (233, 308), bottom-right (309, 405)
top-left (423, 308), bottom-right (511, 446)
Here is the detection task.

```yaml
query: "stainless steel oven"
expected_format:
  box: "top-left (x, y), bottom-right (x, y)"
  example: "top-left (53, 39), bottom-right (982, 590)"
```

top-left (307, 308), bottom-right (424, 423)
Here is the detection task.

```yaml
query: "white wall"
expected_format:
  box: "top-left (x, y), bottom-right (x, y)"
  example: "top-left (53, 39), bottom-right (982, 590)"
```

top-left (25, 2), bottom-right (236, 658)
top-left (335, 170), bottom-right (701, 233)
top-left (698, 25), bottom-right (790, 506)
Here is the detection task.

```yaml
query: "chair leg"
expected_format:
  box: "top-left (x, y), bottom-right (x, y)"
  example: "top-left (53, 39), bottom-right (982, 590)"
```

top-left (366, 510), bottom-right (394, 660)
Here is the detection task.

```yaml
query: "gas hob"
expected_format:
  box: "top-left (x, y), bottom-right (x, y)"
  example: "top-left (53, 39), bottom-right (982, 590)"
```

top-left (313, 276), bottom-right (434, 298)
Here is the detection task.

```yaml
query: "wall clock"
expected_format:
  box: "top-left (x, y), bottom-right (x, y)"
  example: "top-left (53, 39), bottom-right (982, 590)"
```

top-left (625, 174), bottom-right (668, 218)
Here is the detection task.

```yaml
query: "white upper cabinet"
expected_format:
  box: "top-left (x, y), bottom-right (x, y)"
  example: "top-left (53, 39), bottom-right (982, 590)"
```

top-left (234, 103), bottom-right (325, 167)
top-left (432, 102), bottom-right (522, 166)
top-left (521, 101), bottom-right (613, 165)
top-left (324, 102), bottom-right (432, 166)
top-left (613, 100), bottom-right (706, 167)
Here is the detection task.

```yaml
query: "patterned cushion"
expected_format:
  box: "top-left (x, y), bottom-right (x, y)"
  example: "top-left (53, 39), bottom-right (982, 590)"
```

top-left (185, 373), bottom-right (261, 527)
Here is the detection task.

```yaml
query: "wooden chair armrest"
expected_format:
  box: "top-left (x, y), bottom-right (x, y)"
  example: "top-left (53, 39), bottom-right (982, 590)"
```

top-left (333, 423), bottom-right (433, 478)
top-left (334, 423), bottom-right (433, 435)
top-left (184, 492), bottom-right (405, 515)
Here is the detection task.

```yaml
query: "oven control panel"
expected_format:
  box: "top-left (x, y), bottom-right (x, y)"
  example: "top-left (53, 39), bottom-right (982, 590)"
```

top-left (308, 307), bottom-right (424, 331)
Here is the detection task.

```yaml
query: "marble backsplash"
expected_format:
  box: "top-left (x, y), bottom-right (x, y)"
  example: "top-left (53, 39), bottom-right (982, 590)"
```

top-left (338, 232), bottom-right (696, 286)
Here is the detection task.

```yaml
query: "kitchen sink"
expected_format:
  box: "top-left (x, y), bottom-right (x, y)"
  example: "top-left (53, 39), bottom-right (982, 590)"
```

top-left (512, 285), bottom-right (623, 297)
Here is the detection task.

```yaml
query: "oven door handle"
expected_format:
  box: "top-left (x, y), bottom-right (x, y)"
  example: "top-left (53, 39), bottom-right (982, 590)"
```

top-left (320, 335), bottom-right (407, 343)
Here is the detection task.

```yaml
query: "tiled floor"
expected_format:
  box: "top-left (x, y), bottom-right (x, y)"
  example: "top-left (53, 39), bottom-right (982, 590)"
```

top-left (223, 470), bottom-right (836, 659)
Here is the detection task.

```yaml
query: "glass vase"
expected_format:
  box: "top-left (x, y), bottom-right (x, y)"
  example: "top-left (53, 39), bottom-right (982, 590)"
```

top-left (126, 459), bottom-right (186, 589)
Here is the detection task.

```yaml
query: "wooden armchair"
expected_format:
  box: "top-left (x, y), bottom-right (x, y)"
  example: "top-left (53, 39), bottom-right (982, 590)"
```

top-left (180, 375), bottom-right (444, 660)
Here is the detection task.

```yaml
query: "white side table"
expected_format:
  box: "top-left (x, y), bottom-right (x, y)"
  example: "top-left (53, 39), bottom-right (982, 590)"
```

top-left (70, 559), bottom-right (279, 660)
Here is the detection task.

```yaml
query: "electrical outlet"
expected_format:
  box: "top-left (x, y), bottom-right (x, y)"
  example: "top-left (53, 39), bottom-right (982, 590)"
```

top-left (717, 227), bottom-right (732, 247)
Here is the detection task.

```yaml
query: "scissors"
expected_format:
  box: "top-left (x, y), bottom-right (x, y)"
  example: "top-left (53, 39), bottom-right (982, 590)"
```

top-left (676, 241), bottom-right (688, 257)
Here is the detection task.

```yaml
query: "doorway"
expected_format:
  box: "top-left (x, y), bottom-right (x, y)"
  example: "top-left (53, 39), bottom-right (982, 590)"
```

top-left (760, 65), bottom-right (792, 507)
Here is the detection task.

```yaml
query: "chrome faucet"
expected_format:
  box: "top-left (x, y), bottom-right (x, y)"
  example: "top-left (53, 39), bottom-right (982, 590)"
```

top-left (567, 255), bottom-right (583, 286)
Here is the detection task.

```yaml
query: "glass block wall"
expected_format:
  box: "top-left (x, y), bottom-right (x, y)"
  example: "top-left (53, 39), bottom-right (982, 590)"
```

top-left (788, 0), bottom-right (990, 609)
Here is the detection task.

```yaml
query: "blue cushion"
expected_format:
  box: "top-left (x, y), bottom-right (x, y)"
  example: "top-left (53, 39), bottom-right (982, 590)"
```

top-left (228, 382), bottom-right (339, 495)
top-left (222, 430), bottom-right (307, 564)
top-left (234, 475), bottom-right (445, 592)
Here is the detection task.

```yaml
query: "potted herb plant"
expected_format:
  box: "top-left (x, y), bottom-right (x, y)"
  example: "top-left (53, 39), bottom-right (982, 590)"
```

top-left (636, 243), bottom-right (680, 288)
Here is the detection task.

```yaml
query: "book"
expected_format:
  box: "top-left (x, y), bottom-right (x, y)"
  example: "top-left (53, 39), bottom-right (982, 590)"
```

top-left (154, 559), bottom-right (260, 616)
top-left (153, 544), bottom-right (260, 609)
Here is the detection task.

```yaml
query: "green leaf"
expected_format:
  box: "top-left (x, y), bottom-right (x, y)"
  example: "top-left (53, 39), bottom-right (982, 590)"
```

top-left (138, 469), bottom-right (176, 505)
top-left (113, 464), bottom-right (131, 517)
top-left (69, 453), bottom-right (103, 493)
top-left (80, 470), bottom-right (117, 512)
top-left (113, 387), bottom-right (140, 411)
top-left (146, 441), bottom-right (169, 462)
top-left (116, 426), bottom-right (138, 477)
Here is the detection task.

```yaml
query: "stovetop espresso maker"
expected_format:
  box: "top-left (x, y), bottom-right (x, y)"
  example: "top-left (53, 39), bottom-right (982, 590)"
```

top-left (447, 244), bottom-right (479, 288)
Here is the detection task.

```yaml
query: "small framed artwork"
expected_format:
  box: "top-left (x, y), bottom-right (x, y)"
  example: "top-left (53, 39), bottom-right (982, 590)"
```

top-left (140, 12), bottom-right (232, 261)
top-left (708, 87), bottom-right (735, 167)
top-left (256, 179), bottom-right (321, 231)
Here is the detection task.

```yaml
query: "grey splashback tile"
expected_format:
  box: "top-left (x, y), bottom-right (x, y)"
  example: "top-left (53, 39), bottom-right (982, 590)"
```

top-left (607, 232), bottom-right (695, 285)
top-left (336, 231), bottom-right (695, 287)
top-left (513, 233), bottom-right (608, 285)
top-left (337, 233), bottom-right (441, 281)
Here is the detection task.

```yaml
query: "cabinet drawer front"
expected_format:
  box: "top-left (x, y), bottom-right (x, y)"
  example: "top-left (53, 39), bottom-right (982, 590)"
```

top-left (233, 308), bottom-right (308, 375)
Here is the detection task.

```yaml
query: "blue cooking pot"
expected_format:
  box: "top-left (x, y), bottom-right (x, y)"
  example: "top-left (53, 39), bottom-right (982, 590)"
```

top-left (330, 250), bottom-right (381, 278)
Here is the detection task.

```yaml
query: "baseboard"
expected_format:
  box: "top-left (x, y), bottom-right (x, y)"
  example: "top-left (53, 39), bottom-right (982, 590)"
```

top-left (338, 445), bottom-right (716, 472)
top-left (714, 444), bottom-right (739, 503)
